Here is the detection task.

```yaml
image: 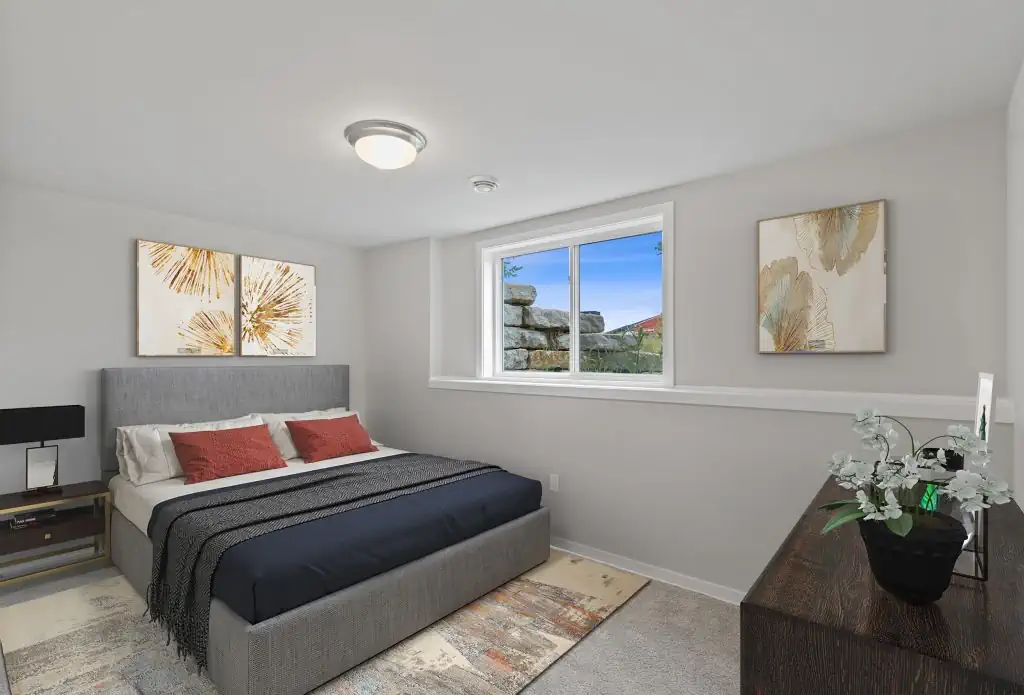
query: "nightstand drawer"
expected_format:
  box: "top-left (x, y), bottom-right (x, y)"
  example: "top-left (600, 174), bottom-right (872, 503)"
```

top-left (0, 507), bottom-right (104, 556)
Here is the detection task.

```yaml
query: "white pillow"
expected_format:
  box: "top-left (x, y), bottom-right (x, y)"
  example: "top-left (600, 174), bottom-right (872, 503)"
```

top-left (120, 414), bottom-right (264, 486)
top-left (255, 408), bottom-right (353, 460)
top-left (115, 425), bottom-right (148, 480)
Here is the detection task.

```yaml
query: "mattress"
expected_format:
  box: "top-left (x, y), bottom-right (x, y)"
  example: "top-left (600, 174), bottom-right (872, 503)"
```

top-left (110, 449), bottom-right (543, 624)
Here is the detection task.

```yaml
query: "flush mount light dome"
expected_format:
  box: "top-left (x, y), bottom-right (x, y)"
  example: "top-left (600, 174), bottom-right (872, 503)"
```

top-left (344, 120), bottom-right (427, 170)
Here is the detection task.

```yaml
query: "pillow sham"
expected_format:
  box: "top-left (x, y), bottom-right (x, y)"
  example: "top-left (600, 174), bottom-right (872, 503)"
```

top-left (115, 425), bottom-right (148, 481)
top-left (256, 407), bottom-right (351, 460)
top-left (285, 415), bottom-right (378, 463)
top-left (169, 424), bottom-right (286, 484)
top-left (119, 414), bottom-right (264, 486)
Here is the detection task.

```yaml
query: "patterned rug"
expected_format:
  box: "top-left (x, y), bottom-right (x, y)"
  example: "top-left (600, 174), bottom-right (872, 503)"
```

top-left (0, 550), bottom-right (647, 694)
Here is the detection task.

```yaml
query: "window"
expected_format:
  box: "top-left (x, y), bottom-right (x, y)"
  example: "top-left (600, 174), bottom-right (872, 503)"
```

top-left (478, 203), bottom-right (672, 385)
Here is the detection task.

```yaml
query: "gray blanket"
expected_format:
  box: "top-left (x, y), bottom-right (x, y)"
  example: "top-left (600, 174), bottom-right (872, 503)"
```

top-left (146, 453), bottom-right (499, 669)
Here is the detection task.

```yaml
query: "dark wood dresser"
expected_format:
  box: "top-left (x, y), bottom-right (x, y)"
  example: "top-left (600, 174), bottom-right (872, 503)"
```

top-left (743, 480), bottom-right (1024, 695)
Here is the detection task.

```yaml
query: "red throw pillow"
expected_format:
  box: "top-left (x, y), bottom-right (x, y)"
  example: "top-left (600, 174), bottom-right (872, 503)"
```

top-left (285, 415), bottom-right (378, 463)
top-left (169, 424), bottom-right (287, 484)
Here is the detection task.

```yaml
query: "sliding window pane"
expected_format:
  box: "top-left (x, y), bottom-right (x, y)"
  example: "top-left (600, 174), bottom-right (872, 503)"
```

top-left (501, 247), bottom-right (569, 372)
top-left (579, 231), bottom-right (663, 374)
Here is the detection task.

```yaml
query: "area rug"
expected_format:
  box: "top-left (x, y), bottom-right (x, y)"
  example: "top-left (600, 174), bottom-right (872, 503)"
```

top-left (0, 550), bottom-right (647, 694)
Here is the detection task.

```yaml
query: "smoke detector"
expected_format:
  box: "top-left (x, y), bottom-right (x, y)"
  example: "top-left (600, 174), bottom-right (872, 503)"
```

top-left (470, 176), bottom-right (499, 193)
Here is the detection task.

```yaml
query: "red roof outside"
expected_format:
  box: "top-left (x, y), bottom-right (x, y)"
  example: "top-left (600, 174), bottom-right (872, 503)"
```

top-left (608, 314), bottom-right (662, 334)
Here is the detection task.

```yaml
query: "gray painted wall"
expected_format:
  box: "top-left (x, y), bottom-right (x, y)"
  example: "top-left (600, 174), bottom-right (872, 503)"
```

top-left (441, 111), bottom-right (1008, 396)
top-left (1010, 63), bottom-right (1024, 509)
top-left (0, 181), bottom-right (365, 493)
top-left (366, 112), bottom-right (1012, 595)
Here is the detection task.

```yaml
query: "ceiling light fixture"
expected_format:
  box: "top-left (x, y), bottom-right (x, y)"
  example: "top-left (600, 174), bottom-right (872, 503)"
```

top-left (344, 120), bottom-right (427, 170)
top-left (470, 176), bottom-right (499, 193)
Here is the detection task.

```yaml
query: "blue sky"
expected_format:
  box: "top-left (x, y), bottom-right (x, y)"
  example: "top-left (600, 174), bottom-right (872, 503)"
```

top-left (505, 231), bottom-right (662, 331)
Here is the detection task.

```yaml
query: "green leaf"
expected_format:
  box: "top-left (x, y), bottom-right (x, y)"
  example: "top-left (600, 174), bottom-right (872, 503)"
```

top-left (819, 499), bottom-right (859, 511)
top-left (885, 514), bottom-right (914, 537)
top-left (821, 505), bottom-right (865, 534)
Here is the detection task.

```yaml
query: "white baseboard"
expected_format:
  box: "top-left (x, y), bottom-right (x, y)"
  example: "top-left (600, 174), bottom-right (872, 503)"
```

top-left (551, 536), bottom-right (746, 606)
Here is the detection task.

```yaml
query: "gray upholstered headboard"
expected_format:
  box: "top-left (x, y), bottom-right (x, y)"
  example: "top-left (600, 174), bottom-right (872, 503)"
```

top-left (100, 365), bottom-right (349, 476)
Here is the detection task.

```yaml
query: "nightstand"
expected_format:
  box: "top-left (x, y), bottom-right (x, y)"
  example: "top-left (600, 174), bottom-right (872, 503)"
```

top-left (0, 481), bottom-right (110, 587)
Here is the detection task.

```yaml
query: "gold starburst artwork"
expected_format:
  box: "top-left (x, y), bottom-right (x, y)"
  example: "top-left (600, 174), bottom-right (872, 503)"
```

top-left (178, 310), bottom-right (236, 355)
top-left (240, 256), bottom-right (316, 356)
top-left (137, 240), bottom-right (237, 356)
top-left (142, 241), bottom-right (235, 299)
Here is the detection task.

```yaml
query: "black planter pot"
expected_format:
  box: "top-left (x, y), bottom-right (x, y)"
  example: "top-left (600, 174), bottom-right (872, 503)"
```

top-left (858, 513), bottom-right (967, 605)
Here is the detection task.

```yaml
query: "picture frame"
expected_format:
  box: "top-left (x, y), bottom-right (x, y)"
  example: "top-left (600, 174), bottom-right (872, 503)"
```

top-left (757, 200), bottom-right (887, 353)
top-left (239, 255), bottom-right (317, 357)
top-left (975, 371), bottom-right (994, 441)
top-left (136, 239), bottom-right (237, 356)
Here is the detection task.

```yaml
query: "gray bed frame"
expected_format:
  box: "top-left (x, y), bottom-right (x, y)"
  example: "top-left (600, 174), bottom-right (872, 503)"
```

top-left (101, 366), bottom-right (550, 695)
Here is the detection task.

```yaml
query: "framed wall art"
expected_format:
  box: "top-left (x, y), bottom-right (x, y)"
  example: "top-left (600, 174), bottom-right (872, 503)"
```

top-left (137, 240), bottom-right (237, 356)
top-left (758, 200), bottom-right (886, 353)
top-left (239, 255), bottom-right (316, 356)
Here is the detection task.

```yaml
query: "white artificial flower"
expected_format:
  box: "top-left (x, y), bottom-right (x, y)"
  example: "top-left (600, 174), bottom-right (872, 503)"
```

top-left (856, 490), bottom-right (876, 514)
top-left (944, 470), bottom-right (983, 502)
top-left (947, 424), bottom-right (976, 452)
top-left (858, 490), bottom-right (886, 520)
top-left (875, 460), bottom-right (895, 477)
top-left (842, 460), bottom-right (877, 487)
top-left (830, 451), bottom-right (854, 475)
top-left (880, 488), bottom-right (904, 519)
top-left (981, 477), bottom-right (1012, 505)
top-left (861, 435), bottom-right (888, 454)
top-left (936, 448), bottom-right (947, 463)
top-left (875, 460), bottom-right (911, 491)
top-left (853, 408), bottom-right (881, 436)
top-left (966, 446), bottom-right (991, 468)
top-left (856, 407), bottom-right (881, 421)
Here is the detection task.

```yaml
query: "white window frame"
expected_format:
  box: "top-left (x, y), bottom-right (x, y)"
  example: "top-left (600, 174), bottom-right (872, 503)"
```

top-left (477, 202), bottom-right (674, 387)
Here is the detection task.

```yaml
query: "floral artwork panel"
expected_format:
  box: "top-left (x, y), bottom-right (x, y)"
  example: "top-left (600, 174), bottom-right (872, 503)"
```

top-left (758, 200), bottom-right (886, 353)
top-left (137, 240), bottom-right (237, 356)
top-left (240, 255), bottom-right (316, 356)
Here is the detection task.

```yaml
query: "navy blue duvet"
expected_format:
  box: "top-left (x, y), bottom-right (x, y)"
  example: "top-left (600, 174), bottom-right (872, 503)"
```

top-left (209, 469), bottom-right (542, 623)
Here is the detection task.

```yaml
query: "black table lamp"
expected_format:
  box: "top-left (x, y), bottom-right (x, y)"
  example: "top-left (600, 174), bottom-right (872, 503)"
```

top-left (0, 405), bottom-right (85, 496)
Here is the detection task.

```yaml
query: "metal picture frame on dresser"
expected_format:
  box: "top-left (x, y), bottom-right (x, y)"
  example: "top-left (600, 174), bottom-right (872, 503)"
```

top-left (101, 365), bottom-right (551, 695)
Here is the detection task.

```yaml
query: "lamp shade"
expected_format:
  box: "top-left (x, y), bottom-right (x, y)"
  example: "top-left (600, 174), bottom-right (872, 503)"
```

top-left (0, 405), bottom-right (85, 445)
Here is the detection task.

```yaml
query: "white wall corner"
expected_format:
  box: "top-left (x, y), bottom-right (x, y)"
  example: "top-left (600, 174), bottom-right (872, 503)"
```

top-left (1008, 57), bottom-right (1024, 501)
top-left (428, 237), bottom-right (443, 379)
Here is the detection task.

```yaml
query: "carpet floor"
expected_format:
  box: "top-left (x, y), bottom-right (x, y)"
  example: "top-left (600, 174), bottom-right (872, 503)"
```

top-left (0, 561), bottom-right (740, 695)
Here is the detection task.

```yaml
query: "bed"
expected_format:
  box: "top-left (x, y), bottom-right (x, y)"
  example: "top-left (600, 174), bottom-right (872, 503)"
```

top-left (101, 365), bottom-right (550, 695)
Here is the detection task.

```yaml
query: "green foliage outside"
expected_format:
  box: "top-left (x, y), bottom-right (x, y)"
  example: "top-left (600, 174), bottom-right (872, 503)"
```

top-left (581, 319), bottom-right (663, 375)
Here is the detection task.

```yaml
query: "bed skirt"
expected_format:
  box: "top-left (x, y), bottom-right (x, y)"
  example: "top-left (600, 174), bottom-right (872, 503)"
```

top-left (111, 506), bottom-right (551, 695)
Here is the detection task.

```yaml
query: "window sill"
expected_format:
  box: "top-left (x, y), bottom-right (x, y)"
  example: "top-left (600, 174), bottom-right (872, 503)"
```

top-left (427, 376), bottom-right (1015, 423)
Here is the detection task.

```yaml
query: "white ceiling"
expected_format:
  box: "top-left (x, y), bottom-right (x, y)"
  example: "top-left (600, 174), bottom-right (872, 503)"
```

top-left (2, 1), bottom-right (1024, 247)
